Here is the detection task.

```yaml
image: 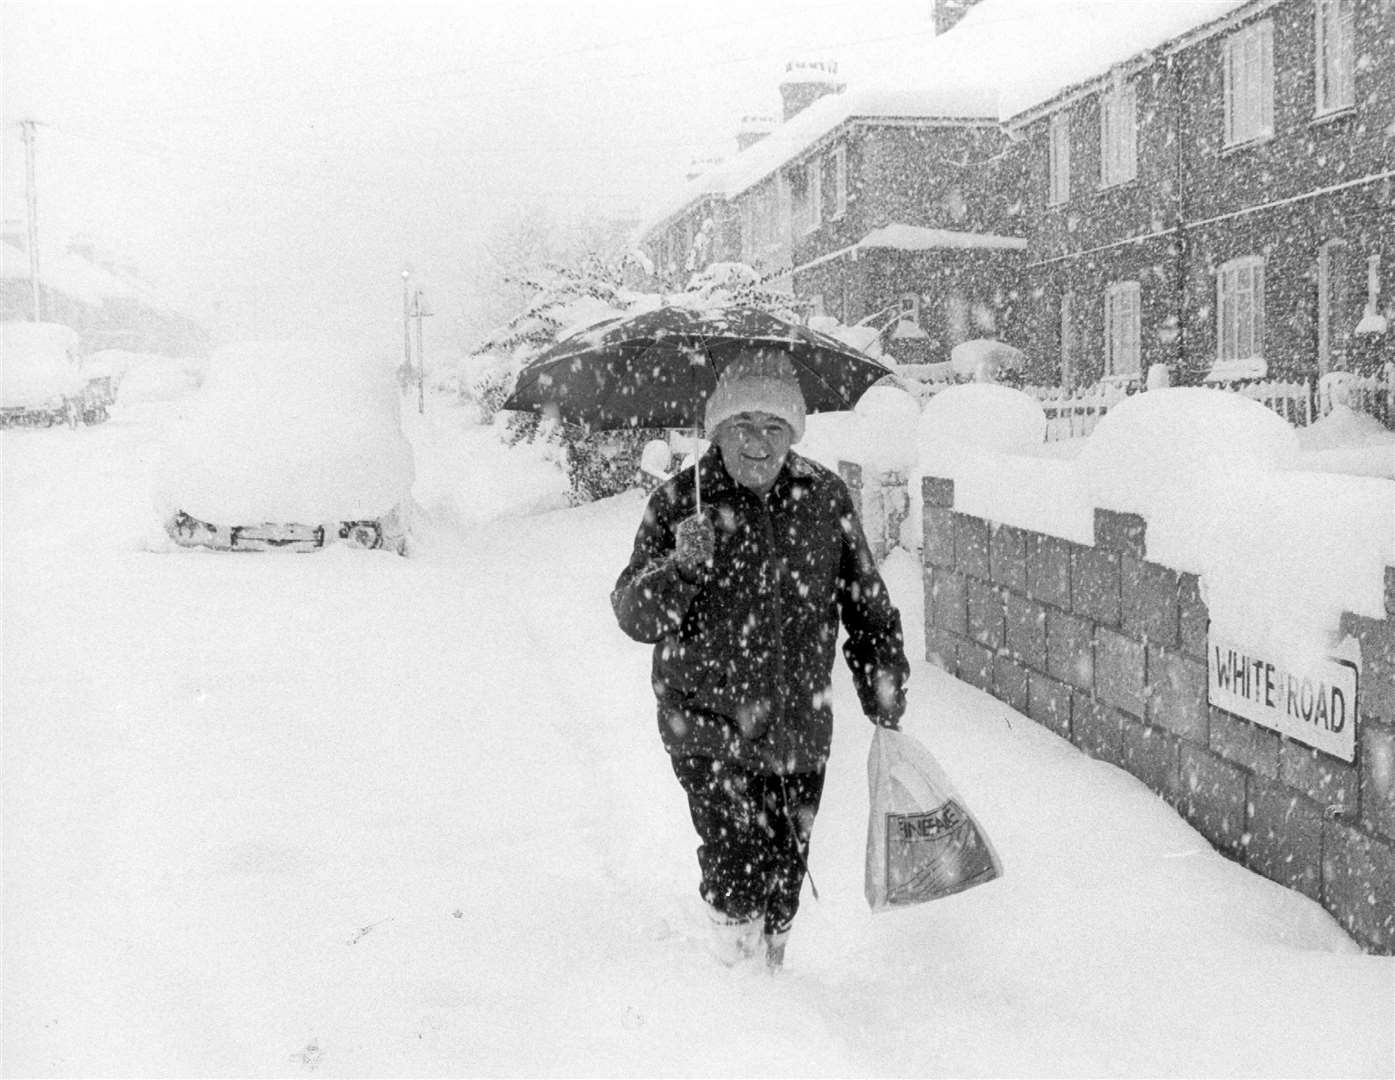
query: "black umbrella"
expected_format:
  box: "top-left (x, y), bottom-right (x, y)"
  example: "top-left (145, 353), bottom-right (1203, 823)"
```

top-left (503, 304), bottom-right (893, 508)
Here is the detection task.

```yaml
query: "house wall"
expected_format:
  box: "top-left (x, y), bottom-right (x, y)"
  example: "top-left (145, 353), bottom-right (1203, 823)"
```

top-left (1010, 0), bottom-right (1394, 388)
top-left (791, 121), bottom-right (1024, 360)
top-left (896, 471), bottom-right (1395, 954)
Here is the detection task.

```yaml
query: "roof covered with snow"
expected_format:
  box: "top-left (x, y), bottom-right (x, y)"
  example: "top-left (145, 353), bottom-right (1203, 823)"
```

top-left (639, 0), bottom-right (1249, 238)
top-left (943, 0), bottom-right (1250, 120)
top-left (0, 241), bottom-right (191, 317)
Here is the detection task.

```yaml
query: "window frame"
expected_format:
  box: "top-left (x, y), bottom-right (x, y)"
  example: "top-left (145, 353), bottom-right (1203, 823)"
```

top-left (829, 144), bottom-right (848, 220)
top-left (1099, 79), bottom-right (1137, 188)
top-left (1048, 111), bottom-right (1071, 206)
top-left (788, 160), bottom-right (821, 237)
top-left (1216, 255), bottom-right (1266, 365)
top-left (1060, 290), bottom-right (1078, 390)
top-left (1317, 239), bottom-right (1349, 374)
top-left (1223, 20), bottom-right (1275, 147)
top-left (1103, 280), bottom-right (1142, 378)
top-left (1315, 0), bottom-right (1356, 116)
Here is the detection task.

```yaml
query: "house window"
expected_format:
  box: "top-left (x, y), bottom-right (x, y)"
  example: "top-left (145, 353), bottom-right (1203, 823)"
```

top-left (1099, 80), bottom-right (1137, 188)
top-left (1223, 20), bottom-right (1274, 146)
top-left (1060, 291), bottom-right (1079, 389)
top-left (1048, 112), bottom-right (1071, 206)
top-left (1317, 239), bottom-right (1350, 373)
top-left (1217, 255), bottom-right (1266, 367)
top-left (790, 160), bottom-right (821, 236)
top-left (1104, 281), bottom-right (1142, 377)
top-left (1316, 0), bottom-right (1355, 115)
top-left (829, 144), bottom-right (848, 220)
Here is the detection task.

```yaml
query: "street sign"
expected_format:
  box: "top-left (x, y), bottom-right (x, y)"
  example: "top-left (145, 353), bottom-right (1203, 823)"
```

top-left (1207, 634), bottom-right (1358, 762)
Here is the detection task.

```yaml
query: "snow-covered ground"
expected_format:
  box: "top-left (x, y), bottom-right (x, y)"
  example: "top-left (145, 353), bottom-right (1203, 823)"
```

top-left (3, 400), bottom-right (1393, 1078)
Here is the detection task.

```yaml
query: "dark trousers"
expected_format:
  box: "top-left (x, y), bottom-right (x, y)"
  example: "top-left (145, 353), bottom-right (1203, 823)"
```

top-left (670, 755), bottom-right (826, 937)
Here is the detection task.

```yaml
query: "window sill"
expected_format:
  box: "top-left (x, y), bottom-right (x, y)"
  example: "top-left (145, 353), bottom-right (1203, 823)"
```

top-left (1310, 106), bottom-right (1356, 129)
top-left (1097, 177), bottom-right (1137, 192)
top-left (1204, 358), bottom-right (1268, 382)
top-left (1219, 132), bottom-right (1275, 156)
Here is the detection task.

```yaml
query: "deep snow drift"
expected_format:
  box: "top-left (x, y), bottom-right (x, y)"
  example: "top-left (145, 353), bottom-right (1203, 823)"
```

top-left (2, 400), bottom-right (1392, 1078)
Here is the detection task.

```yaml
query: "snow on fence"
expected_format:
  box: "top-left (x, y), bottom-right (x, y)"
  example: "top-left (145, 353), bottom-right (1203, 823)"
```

top-left (1213, 378), bottom-right (1313, 427)
top-left (1320, 367), bottom-right (1394, 426)
top-left (895, 365), bottom-right (1391, 435)
top-left (1021, 380), bottom-right (1134, 441)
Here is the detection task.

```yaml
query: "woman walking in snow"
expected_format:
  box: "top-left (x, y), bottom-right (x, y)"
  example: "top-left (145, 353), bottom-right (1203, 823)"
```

top-left (611, 350), bottom-right (909, 971)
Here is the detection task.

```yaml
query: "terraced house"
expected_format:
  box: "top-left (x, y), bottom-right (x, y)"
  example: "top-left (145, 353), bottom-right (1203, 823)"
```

top-left (637, 0), bottom-right (1394, 394)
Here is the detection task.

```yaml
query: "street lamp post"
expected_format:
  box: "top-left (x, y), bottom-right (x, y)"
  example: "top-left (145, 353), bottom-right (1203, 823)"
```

top-left (401, 270), bottom-right (412, 386)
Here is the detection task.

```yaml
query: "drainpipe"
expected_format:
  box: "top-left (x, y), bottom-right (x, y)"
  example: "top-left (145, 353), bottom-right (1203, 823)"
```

top-left (1170, 52), bottom-right (1188, 379)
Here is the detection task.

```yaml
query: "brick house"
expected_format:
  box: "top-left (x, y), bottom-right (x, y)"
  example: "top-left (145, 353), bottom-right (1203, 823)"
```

top-left (636, 0), bottom-right (1393, 388)
top-left (1010, 0), bottom-right (1395, 388)
top-left (1, 234), bottom-right (209, 357)
top-left (636, 59), bottom-right (1029, 363)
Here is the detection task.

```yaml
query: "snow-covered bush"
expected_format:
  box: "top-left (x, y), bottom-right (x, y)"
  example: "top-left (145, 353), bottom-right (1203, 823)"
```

top-left (1077, 387), bottom-right (1298, 517)
top-left (917, 383), bottom-right (1047, 477)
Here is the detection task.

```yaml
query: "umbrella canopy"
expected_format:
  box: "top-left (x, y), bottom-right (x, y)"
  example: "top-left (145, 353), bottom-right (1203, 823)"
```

top-left (502, 304), bottom-right (893, 431)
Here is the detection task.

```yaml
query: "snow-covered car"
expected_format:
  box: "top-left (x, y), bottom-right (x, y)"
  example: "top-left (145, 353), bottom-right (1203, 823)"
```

top-left (155, 339), bottom-right (415, 554)
top-left (1, 321), bottom-right (88, 428)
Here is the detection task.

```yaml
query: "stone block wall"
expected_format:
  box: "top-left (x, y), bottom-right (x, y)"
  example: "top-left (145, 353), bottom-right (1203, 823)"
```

top-left (914, 473), bottom-right (1395, 954)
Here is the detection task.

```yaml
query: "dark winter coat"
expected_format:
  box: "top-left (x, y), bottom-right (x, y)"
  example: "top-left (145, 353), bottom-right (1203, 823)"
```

top-left (611, 446), bottom-right (909, 775)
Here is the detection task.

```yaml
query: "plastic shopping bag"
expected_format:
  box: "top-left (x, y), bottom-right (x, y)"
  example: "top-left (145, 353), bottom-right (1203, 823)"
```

top-left (865, 727), bottom-right (1003, 911)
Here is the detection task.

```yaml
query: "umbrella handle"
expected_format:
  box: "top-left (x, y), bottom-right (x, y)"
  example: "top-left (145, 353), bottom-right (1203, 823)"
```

top-left (693, 420), bottom-right (701, 514)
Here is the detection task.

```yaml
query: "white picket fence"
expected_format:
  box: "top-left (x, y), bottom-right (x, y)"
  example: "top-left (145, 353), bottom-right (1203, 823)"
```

top-left (1018, 368), bottom-right (1393, 440)
top-left (893, 361), bottom-right (1392, 440)
top-left (1021, 380), bottom-right (1135, 440)
top-left (1220, 378), bottom-right (1313, 427)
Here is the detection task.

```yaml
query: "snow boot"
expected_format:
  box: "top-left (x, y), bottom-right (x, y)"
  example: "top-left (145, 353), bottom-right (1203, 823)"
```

top-left (763, 930), bottom-right (789, 973)
top-left (705, 902), bottom-right (761, 967)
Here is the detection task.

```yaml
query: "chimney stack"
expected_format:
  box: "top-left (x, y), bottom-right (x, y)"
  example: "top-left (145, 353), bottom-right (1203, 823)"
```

top-left (932, 0), bottom-right (981, 36)
top-left (778, 59), bottom-right (844, 122)
top-left (736, 115), bottom-right (777, 152)
top-left (685, 156), bottom-right (725, 182)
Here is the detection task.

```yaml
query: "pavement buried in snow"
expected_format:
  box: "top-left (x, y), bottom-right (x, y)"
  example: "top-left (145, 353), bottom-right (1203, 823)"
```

top-left (3, 403), bottom-right (1392, 1078)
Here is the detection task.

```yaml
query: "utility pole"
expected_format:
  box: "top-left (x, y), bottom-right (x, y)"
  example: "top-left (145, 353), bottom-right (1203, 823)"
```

top-left (21, 120), bottom-right (41, 321)
top-left (401, 269), bottom-right (412, 382)
top-left (410, 288), bottom-right (433, 414)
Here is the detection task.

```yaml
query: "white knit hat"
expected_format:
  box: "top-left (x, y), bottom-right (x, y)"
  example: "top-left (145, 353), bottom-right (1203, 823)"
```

top-left (703, 349), bottom-right (806, 443)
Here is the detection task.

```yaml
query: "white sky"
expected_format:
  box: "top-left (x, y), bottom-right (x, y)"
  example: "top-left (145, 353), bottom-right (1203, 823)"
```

top-left (2, 0), bottom-right (932, 352)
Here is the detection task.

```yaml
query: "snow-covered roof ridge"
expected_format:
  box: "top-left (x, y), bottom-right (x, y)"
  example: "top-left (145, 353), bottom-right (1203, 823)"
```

top-left (637, 0), bottom-right (1251, 240)
top-left (1, 240), bottom-right (195, 319)
top-left (948, 0), bottom-right (1251, 121)
top-left (636, 80), bottom-right (1001, 238)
